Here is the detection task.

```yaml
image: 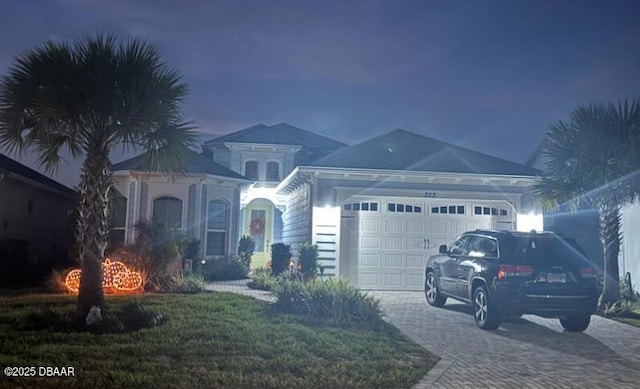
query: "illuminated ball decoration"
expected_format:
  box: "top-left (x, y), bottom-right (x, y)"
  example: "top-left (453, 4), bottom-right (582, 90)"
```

top-left (64, 258), bottom-right (142, 294)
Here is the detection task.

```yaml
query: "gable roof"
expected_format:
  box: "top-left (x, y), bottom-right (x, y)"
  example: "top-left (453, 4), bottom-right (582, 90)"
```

top-left (204, 123), bottom-right (347, 150)
top-left (112, 153), bottom-right (249, 180)
top-left (0, 152), bottom-right (75, 196)
top-left (310, 129), bottom-right (540, 176)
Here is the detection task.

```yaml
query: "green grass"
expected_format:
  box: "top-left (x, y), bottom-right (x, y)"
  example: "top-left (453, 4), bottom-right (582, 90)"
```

top-left (0, 293), bottom-right (438, 389)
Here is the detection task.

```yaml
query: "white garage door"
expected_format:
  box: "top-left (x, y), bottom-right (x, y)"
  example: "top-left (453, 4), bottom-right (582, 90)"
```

top-left (341, 198), bottom-right (513, 291)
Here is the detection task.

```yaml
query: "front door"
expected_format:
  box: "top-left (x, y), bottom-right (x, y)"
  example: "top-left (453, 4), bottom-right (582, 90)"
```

top-left (244, 200), bottom-right (274, 269)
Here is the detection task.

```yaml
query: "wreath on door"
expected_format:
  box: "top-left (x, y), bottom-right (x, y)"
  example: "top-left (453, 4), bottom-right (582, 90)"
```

top-left (250, 218), bottom-right (266, 236)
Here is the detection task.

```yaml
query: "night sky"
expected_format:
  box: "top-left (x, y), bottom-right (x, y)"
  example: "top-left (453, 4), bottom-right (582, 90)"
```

top-left (1, 0), bottom-right (639, 187)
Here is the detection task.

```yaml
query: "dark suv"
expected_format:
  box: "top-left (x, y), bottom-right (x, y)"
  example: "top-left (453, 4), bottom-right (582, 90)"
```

top-left (424, 230), bottom-right (599, 331)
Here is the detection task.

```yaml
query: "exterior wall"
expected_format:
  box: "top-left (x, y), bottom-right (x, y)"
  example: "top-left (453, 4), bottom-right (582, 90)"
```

top-left (0, 176), bottom-right (74, 285)
top-left (281, 183), bottom-right (312, 255)
top-left (112, 174), bottom-right (242, 259)
top-left (621, 202), bottom-right (640, 292)
top-left (210, 145), bottom-right (231, 168)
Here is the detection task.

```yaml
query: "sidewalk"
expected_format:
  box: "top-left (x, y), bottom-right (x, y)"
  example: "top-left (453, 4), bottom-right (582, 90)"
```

top-left (205, 279), bottom-right (276, 303)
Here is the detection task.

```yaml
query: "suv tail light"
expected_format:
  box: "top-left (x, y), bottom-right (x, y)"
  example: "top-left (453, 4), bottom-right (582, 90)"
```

top-left (497, 264), bottom-right (533, 280)
top-left (580, 267), bottom-right (597, 279)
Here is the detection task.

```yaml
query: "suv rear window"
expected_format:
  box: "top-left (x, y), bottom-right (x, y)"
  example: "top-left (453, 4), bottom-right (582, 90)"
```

top-left (502, 235), bottom-right (591, 269)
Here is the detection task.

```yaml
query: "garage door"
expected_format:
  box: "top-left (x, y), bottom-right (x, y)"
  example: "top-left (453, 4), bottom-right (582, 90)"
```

top-left (341, 198), bottom-right (513, 290)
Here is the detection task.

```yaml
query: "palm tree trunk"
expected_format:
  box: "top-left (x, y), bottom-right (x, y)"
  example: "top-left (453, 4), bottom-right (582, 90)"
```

top-left (599, 205), bottom-right (621, 306)
top-left (76, 145), bottom-right (112, 319)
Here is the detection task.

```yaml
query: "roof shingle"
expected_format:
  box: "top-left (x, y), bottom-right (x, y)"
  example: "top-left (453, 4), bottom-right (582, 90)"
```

top-left (112, 153), bottom-right (249, 180)
top-left (205, 123), bottom-right (347, 150)
top-left (0, 153), bottom-right (75, 195)
top-left (310, 129), bottom-right (540, 176)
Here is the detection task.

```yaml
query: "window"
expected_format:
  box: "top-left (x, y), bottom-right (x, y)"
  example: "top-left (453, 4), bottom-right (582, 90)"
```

top-left (266, 161), bottom-right (280, 181)
top-left (244, 160), bottom-right (259, 180)
top-left (449, 236), bottom-right (472, 256)
top-left (343, 202), bottom-right (379, 212)
top-left (388, 203), bottom-right (422, 213)
top-left (110, 195), bottom-right (127, 246)
top-left (153, 196), bottom-right (182, 228)
top-left (250, 209), bottom-right (266, 252)
top-left (206, 200), bottom-right (228, 256)
top-left (474, 206), bottom-right (509, 216)
top-left (432, 205), bottom-right (465, 215)
top-left (468, 236), bottom-right (498, 258)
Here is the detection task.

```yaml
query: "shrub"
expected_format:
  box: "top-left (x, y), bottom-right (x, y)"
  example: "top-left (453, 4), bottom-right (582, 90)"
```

top-left (271, 277), bottom-right (383, 326)
top-left (299, 242), bottom-right (319, 275)
top-left (45, 268), bottom-right (74, 294)
top-left (601, 300), bottom-right (640, 318)
top-left (198, 255), bottom-right (249, 281)
top-left (121, 220), bottom-right (188, 286)
top-left (621, 275), bottom-right (638, 302)
top-left (248, 267), bottom-right (275, 290)
top-left (119, 301), bottom-right (165, 330)
top-left (165, 271), bottom-right (206, 294)
top-left (238, 235), bottom-right (255, 270)
top-left (271, 243), bottom-right (292, 276)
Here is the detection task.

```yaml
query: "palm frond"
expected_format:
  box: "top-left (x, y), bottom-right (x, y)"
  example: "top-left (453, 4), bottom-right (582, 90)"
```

top-left (533, 100), bottom-right (640, 214)
top-left (136, 121), bottom-right (198, 179)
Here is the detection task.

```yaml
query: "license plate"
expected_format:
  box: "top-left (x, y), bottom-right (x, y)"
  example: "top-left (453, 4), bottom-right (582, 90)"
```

top-left (548, 273), bottom-right (566, 283)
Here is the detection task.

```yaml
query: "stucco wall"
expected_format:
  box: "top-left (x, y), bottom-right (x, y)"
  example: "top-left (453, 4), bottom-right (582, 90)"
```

top-left (112, 175), bottom-right (240, 258)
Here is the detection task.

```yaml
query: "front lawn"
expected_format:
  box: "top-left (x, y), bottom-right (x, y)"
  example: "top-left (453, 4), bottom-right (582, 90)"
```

top-left (0, 293), bottom-right (438, 389)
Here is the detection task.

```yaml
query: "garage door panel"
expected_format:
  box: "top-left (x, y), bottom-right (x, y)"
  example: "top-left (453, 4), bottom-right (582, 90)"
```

top-left (384, 219), bottom-right (403, 233)
top-left (360, 273), bottom-right (380, 288)
top-left (361, 218), bottom-right (380, 232)
top-left (406, 254), bottom-right (423, 268)
top-left (384, 273), bottom-right (403, 287)
top-left (384, 254), bottom-right (403, 267)
top-left (361, 236), bottom-right (379, 249)
top-left (406, 237), bottom-right (423, 250)
top-left (360, 253), bottom-right (379, 266)
top-left (406, 274), bottom-right (423, 288)
top-left (385, 236), bottom-right (403, 250)
top-left (406, 219), bottom-right (424, 234)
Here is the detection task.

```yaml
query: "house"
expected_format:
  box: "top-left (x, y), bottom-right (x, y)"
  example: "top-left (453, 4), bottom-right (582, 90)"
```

top-left (527, 141), bottom-right (640, 292)
top-left (112, 123), bottom-right (542, 291)
top-left (0, 153), bottom-right (76, 286)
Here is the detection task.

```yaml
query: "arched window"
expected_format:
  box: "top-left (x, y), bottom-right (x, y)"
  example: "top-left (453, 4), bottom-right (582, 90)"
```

top-left (152, 196), bottom-right (183, 228)
top-left (244, 160), bottom-right (259, 180)
top-left (266, 161), bottom-right (280, 181)
top-left (206, 200), bottom-right (228, 256)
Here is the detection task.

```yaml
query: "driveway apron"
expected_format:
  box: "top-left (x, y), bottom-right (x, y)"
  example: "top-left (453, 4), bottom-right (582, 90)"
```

top-left (375, 291), bottom-right (640, 389)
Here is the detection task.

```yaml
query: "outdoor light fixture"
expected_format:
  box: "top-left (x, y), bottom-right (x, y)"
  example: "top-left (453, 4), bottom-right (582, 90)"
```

top-left (64, 258), bottom-right (143, 293)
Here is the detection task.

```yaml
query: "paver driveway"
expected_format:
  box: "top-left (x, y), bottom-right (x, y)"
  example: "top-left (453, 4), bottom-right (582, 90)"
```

top-left (376, 291), bottom-right (640, 389)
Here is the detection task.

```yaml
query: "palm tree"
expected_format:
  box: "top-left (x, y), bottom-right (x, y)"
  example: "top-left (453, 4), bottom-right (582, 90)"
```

top-left (0, 35), bottom-right (196, 319)
top-left (532, 100), bottom-right (640, 305)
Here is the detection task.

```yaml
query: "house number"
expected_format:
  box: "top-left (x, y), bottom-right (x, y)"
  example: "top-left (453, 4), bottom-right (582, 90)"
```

top-left (424, 192), bottom-right (437, 198)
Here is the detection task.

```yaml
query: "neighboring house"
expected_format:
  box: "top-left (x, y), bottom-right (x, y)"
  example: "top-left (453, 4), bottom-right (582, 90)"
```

top-left (112, 123), bottom-right (542, 291)
top-left (527, 141), bottom-right (640, 292)
top-left (0, 153), bottom-right (76, 286)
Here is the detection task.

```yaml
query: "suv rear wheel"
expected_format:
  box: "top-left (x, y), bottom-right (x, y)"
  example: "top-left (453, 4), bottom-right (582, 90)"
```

top-left (425, 272), bottom-right (447, 307)
top-left (473, 286), bottom-right (502, 330)
top-left (560, 315), bottom-right (591, 332)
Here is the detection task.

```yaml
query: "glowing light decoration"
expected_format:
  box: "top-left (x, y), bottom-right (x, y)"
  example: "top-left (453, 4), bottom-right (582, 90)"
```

top-left (64, 258), bottom-right (143, 293)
